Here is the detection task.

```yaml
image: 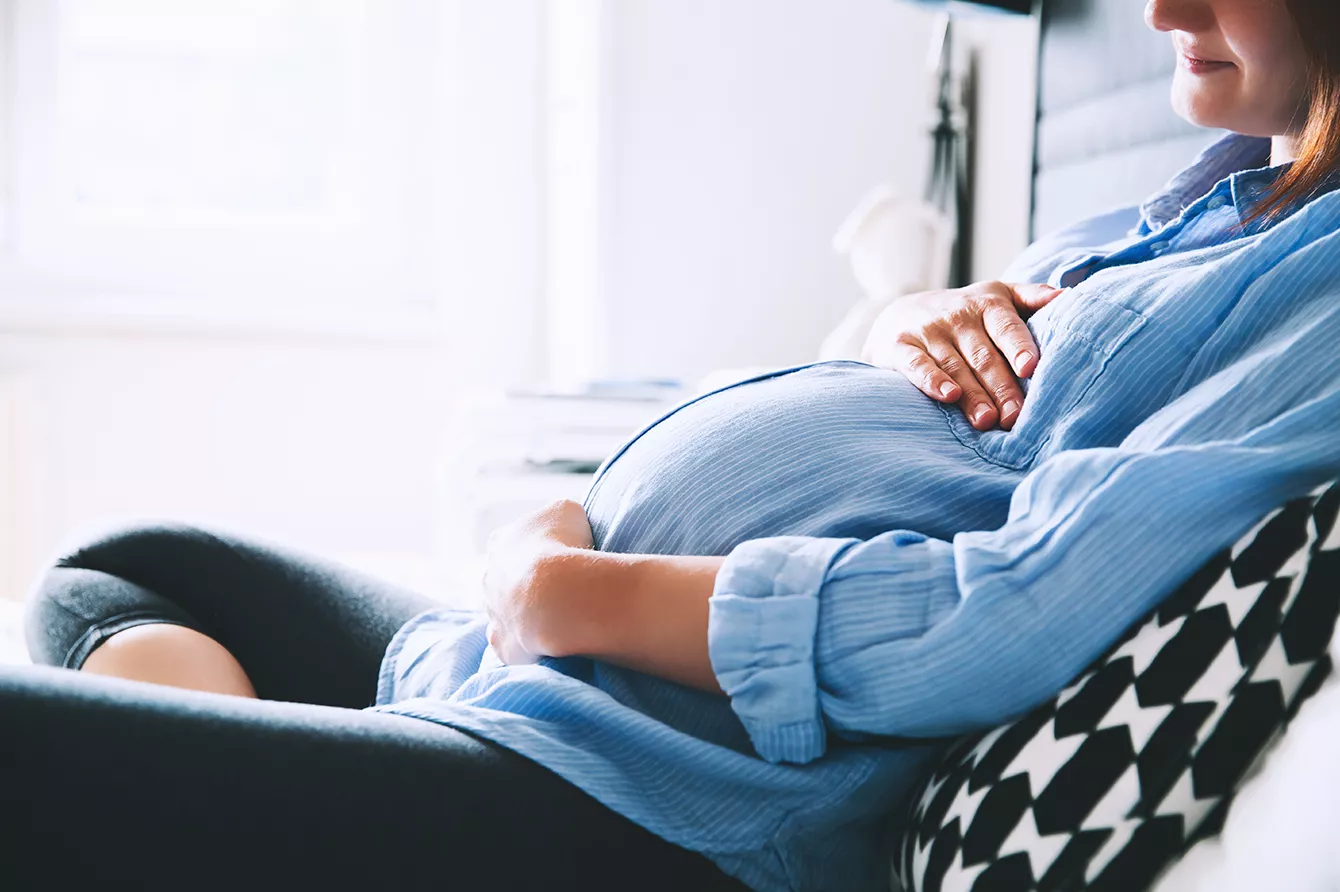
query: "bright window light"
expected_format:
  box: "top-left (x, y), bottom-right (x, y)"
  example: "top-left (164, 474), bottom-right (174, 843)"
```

top-left (545, 0), bottom-right (607, 388)
top-left (59, 0), bottom-right (366, 224)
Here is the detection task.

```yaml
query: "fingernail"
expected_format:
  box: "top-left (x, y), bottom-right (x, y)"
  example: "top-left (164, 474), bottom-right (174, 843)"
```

top-left (972, 405), bottom-right (990, 425)
top-left (1002, 400), bottom-right (1020, 419)
top-left (939, 381), bottom-right (957, 398)
top-left (1015, 351), bottom-right (1033, 369)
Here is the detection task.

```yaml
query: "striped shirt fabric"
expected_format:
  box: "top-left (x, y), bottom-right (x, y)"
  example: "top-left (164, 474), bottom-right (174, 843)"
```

top-left (374, 133), bottom-right (1340, 891)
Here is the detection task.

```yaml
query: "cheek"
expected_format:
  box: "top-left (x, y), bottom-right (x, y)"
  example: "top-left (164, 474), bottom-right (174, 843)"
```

top-left (1244, 57), bottom-right (1311, 130)
top-left (1225, 5), bottom-right (1311, 132)
top-left (1168, 54), bottom-right (1308, 136)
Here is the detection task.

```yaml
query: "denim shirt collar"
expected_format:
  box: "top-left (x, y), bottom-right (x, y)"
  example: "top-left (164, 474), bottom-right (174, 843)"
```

top-left (1138, 133), bottom-right (1275, 234)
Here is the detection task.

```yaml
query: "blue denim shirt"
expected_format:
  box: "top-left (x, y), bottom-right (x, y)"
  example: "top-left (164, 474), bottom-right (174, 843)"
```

top-left (374, 134), bottom-right (1340, 892)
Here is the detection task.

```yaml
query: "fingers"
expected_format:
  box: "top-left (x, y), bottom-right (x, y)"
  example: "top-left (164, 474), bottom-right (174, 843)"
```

top-left (486, 621), bottom-right (538, 666)
top-left (1008, 282), bottom-right (1065, 316)
top-left (887, 341), bottom-right (961, 402)
top-left (867, 280), bottom-right (1062, 431)
top-left (926, 337), bottom-right (998, 430)
top-left (981, 302), bottom-right (1042, 379)
top-left (955, 326), bottom-right (1026, 430)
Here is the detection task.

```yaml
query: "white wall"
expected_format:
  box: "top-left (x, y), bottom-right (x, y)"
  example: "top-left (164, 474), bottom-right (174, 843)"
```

top-left (437, 0), bottom-right (548, 391)
top-left (0, 1), bottom-right (1041, 610)
top-left (960, 12), bottom-right (1039, 283)
top-left (601, 0), bottom-right (936, 382)
top-left (0, 327), bottom-right (450, 603)
top-left (594, 0), bottom-right (1038, 384)
top-left (0, 0), bottom-right (551, 607)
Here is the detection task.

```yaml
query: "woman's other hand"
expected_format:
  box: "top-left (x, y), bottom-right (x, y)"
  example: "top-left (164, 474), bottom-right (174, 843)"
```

top-left (482, 499), bottom-right (593, 665)
top-left (861, 281), bottom-right (1065, 431)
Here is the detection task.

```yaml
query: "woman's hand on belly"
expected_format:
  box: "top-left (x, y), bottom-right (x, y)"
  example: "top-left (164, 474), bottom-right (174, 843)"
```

top-left (862, 280), bottom-right (1064, 431)
top-left (481, 499), bottom-right (596, 665)
top-left (482, 499), bottom-right (727, 694)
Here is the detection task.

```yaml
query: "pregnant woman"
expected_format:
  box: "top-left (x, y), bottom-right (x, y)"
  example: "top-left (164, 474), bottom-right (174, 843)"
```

top-left (9, 1), bottom-right (1340, 890)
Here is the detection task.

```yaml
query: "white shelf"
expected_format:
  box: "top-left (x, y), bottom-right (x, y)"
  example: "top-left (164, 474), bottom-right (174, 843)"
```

top-left (435, 384), bottom-right (678, 583)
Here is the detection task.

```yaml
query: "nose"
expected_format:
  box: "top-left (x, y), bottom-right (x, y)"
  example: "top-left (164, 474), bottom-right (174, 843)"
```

top-left (1144, 0), bottom-right (1214, 33)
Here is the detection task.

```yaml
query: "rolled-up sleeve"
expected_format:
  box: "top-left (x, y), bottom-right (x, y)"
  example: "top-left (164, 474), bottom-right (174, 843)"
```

top-left (709, 327), bottom-right (1340, 764)
top-left (709, 534), bottom-right (957, 764)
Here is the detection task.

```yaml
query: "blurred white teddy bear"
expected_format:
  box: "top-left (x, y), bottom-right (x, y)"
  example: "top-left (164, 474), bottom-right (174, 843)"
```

top-left (694, 187), bottom-right (955, 395)
top-left (819, 184), bottom-right (955, 360)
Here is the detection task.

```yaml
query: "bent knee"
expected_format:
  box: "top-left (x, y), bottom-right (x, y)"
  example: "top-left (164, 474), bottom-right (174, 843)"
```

top-left (26, 522), bottom-right (215, 668)
top-left (52, 521), bottom-right (227, 573)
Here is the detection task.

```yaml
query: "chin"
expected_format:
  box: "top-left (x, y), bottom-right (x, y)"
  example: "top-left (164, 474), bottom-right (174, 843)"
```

top-left (1168, 71), bottom-right (1283, 138)
top-left (1170, 77), bottom-right (1238, 131)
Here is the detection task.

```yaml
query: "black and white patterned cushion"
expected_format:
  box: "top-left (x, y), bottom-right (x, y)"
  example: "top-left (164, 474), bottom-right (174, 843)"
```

top-left (896, 480), bottom-right (1340, 892)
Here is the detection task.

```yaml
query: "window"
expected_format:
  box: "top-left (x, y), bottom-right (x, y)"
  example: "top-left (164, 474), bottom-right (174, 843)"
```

top-left (544, 0), bottom-right (609, 388)
top-left (1, 0), bottom-right (441, 317)
top-left (0, 0), bottom-right (13, 245)
top-left (63, 0), bottom-right (365, 225)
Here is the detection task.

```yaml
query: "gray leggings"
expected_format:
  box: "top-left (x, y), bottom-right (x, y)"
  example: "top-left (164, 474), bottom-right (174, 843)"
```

top-left (7, 522), bottom-right (748, 892)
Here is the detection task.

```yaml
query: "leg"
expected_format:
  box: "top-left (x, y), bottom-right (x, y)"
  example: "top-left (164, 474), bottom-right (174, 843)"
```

top-left (26, 522), bottom-right (436, 706)
top-left (82, 623), bottom-right (259, 697)
top-left (0, 665), bottom-right (748, 892)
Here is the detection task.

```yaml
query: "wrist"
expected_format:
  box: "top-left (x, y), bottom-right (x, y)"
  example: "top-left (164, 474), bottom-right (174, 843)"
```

top-left (549, 551), bottom-right (727, 694)
top-left (530, 546), bottom-right (627, 658)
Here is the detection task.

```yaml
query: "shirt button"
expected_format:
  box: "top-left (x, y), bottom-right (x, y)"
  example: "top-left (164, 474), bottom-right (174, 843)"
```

top-left (1206, 195), bottom-right (1229, 211)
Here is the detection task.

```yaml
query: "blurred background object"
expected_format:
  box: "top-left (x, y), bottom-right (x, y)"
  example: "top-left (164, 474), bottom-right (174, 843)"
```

top-left (0, 0), bottom-right (1038, 636)
top-left (822, 6), bottom-right (973, 361)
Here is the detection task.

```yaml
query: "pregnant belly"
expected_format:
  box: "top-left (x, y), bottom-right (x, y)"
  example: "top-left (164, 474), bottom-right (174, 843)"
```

top-left (583, 361), bottom-right (1022, 557)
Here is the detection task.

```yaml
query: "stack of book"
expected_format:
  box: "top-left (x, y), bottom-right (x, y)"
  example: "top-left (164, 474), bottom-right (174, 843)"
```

top-left (484, 380), bottom-right (686, 475)
top-left (436, 379), bottom-right (687, 567)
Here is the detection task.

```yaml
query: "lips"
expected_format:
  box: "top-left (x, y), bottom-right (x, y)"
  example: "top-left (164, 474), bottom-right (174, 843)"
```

top-left (1177, 45), bottom-right (1235, 75)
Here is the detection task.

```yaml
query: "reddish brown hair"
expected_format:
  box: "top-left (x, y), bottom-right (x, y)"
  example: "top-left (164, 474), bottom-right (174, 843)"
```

top-left (1252, 0), bottom-right (1340, 223)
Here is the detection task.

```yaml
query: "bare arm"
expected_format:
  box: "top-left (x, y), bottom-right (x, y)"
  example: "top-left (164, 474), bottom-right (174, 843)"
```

top-left (545, 549), bottom-right (726, 694)
top-left (481, 499), bottom-right (725, 694)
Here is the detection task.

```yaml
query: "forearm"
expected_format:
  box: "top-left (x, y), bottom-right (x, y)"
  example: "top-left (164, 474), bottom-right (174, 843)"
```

top-left (543, 549), bottom-right (726, 695)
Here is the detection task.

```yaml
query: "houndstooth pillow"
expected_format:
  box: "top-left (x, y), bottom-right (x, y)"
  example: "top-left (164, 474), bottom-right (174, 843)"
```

top-left (896, 480), bottom-right (1340, 892)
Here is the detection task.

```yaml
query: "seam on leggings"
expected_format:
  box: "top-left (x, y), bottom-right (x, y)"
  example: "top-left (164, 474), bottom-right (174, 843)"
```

top-left (63, 611), bottom-right (196, 670)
